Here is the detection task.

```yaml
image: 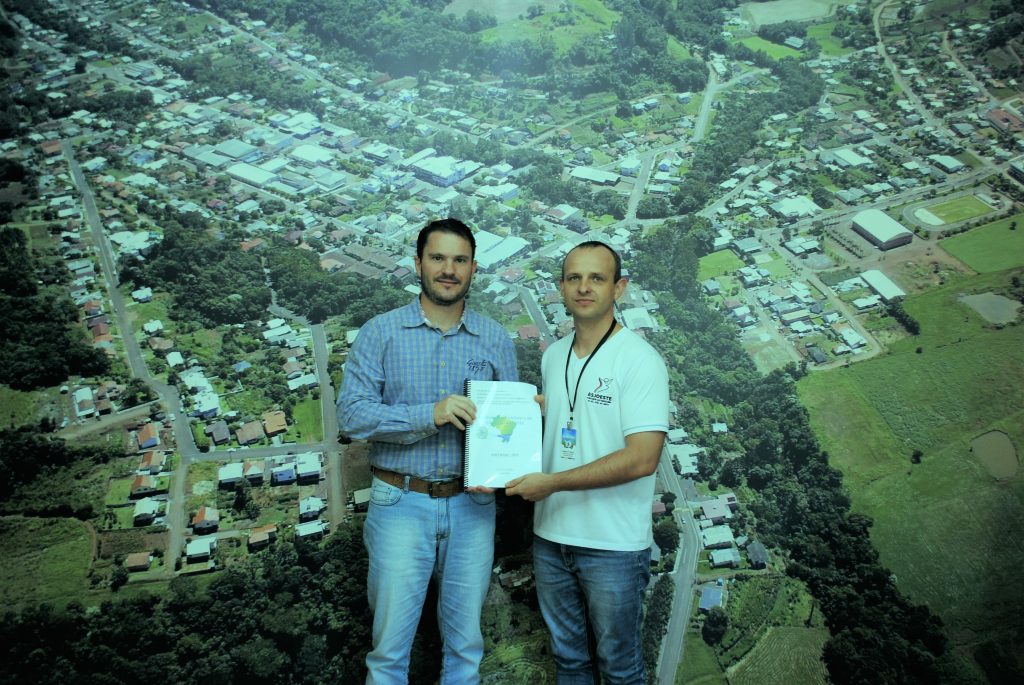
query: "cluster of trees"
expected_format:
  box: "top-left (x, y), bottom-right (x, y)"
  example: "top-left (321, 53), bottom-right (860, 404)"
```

top-left (630, 222), bottom-right (949, 683)
top-left (886, 300), bottom-right (921, 335)
top-left (263, 243), bottom-right (406, 325)
top-left (0, 427), bottom-right (124, 518)
top-left (121, 213), bottom-right (271, 327)
top-left (173, 46), bottom-right (326, 116)
top-left (641, 575), bottom-right (674, 680)
top-left (757, 21), bottom-right (807, 45)
top-left (0, 528), bottom-right (379, 684)
top-left (0, 228), bottom-right (109, 389)
top-left (667, 57), bottom-right (823, 214)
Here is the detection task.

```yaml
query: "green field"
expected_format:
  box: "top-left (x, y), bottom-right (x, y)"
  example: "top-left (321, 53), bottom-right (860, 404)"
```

top-left (737, 36), bottom-right (801, 60)
top-left (926, 195), bottom-right (994, 224)
top-left (478, 0), bottom-right (618, 53)
top-left (730, 628), bottom-right (829, 685)
top-left (698, 250), bottom-right (745, 281)
top-left (940, 213), bottom-right (1024, 272)
top-left (291, 396), bottom-right (324, 442)
top-left (797, 269), bottom-right (1024, 653)
top-left (0, 517), bottom-right (93, 610)
top-left (0, 385), bottom-right (42, 428)
top-left (806, 23), bottom-right (851, 57)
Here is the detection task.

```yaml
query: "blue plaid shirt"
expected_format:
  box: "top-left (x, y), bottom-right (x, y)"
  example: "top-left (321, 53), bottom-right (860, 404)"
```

top-left (337, 298), bottom-right (518, 480)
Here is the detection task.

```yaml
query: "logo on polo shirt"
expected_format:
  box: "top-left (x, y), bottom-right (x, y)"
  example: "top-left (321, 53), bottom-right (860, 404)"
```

top-left (467, 359), bottom-right (490, 373)
top-left (587, 377), bottom-right (613, 406)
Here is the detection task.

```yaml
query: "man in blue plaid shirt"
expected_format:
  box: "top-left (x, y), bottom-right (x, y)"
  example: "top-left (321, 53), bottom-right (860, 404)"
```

top-left (338, 218), bottom-right (517, 684)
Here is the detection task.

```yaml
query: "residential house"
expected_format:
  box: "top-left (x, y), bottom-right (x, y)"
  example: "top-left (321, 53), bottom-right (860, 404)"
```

top-left (262, 410), bottom-right (288, 437)
top-left (299, 496), bottom-right (326, 522)
top-left (137, 422), bottom-right (160, 450)
top-left (698, 587), bottom-right (724, 613)
top-left (248, 524), bottom-right (278, 551)
top-left (191, 506), bottom-right (220, 534)
top-left (130, 475), bottom-right (158, 499)
top-left (747, 541), bottom-right (770, 569)
top-left (133, 497), bottom-right (161, 526)
top-left (236, 420), bottom-right (265, 446)
top-left (296, 452), bottom-right (322, 483)
top-left (139, 451), bottom-right (165, 474)
top-left (125, 552), bottom-right (152, 572)
top-left (186, 536), bottom-right (217, 562)
top-left (701, 525), bottom-right (735, 550)
top-left (710, 548), bottom-right (741, 568)
top-left (271, 462), bottom-right (297, 485)
top-left (295, 519), bottom-right (328, 540)
top-left (205, 419), bottom-right (231, 445)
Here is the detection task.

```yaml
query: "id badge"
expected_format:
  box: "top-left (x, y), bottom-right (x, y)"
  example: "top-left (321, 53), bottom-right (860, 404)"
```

top-left (560, 426), bottom-right (577, 460)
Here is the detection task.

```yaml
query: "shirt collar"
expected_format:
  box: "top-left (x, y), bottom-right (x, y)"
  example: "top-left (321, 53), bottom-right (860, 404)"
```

top-left (399, 298), bottom-right (481, 335)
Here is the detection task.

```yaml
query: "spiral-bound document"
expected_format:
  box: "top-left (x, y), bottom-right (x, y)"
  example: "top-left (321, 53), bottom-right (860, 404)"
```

top-left (463, 380), bottom-right (543, 488)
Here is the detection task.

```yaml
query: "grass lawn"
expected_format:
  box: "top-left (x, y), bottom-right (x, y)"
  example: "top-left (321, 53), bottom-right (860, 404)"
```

top-left (478, 0), bottom-right (618, 53)
top-left (698, 250), bottom-right (745, 281)
top-left (677, 625), bottom-right (727, 684)
top-left (292, 396), bottom-right (323, 442)
top-left (668, 36), bottom-right (692, 61)
top-left (939, 213), bottom-right (1024, 272)
top-left (806, 23), bottom-right (850, 57)
top-left (105, 478), bottom-right (134, 505)
top-left (737, 36), bottom-right (801, 60)
top-left (0, 385), bottom-right (43, 428)
top-left (797, 269), bottom-right (1024, 647)
top-left (0, 517), bottom-right (93, 611)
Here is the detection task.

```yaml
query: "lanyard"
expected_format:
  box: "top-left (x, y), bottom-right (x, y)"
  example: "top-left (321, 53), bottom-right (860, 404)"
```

top-left (564, 318), bottom-right (617, 429)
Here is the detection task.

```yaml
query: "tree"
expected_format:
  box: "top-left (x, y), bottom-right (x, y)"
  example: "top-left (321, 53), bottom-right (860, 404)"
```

top-left (653, 517), bottom-right (680, 554)
top-left (702, 606), bottom-right (728, 644)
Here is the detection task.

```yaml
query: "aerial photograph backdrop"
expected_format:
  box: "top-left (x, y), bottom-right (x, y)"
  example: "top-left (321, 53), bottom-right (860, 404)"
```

top-left (0, 0), bottom-right (1022, 683)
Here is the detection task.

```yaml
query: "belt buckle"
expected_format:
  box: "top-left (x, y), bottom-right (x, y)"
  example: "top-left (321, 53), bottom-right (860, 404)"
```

top-left (427, 479), bottom-right (450, 498)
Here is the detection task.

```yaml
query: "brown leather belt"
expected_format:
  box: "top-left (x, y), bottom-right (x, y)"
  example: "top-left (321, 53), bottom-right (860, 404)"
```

top-left (372, 467), bottom-right (463, 498)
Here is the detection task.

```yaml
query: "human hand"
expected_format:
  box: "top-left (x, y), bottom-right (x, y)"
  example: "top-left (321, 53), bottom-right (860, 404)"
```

top-left (465, 485), bottom-right (495, 494)
top-left (535, 394), bottom-right (545, 414)
top-left (505, 472), bottom-right (557, 502)
top-left (433, 394), bottom-right (475, 430)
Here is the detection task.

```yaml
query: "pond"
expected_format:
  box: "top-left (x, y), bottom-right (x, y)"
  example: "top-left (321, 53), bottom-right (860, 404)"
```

top-left (970, 430), bottom-right (1018, 480)
top-left (959, 292), bottom-right (1021, 325)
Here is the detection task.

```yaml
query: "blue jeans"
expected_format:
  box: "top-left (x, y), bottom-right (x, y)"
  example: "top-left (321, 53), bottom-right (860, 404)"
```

top-left (533, 535), bottom-right (651, 685)
top-left (363, 475), bottom-right (496, 685)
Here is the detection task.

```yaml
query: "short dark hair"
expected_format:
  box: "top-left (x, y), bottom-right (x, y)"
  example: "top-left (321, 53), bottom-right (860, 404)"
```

top-left (562, 241), bottom-right (622, 283)
top-left (416, 218), bottom-right (476, 259)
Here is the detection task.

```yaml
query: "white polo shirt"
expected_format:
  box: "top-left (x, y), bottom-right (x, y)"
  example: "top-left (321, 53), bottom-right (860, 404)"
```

top-left (534, 327), bottom-right (669, 551)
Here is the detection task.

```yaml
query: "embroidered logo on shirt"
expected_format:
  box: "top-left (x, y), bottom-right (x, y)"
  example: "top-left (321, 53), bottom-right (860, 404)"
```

top-left (467, 359), bottom-right (491, 374)
top-left (587, 377), bottom-right (613, 406)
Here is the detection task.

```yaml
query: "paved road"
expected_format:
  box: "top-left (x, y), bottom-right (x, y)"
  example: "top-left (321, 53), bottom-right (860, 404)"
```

top-left (654, 459), bottom-right (703, 685)
top-left (63, 140), bottom-right (198, 573)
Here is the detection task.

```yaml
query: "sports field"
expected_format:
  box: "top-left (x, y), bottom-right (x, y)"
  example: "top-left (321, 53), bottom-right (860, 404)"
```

top-left (737, 36), bottom-right (801, 60)
top-left (940, 213), bottom-right (1024, 272)
top-left (797, 269), bottom-right (1024, 654)
top-left (925, 194), bottom-right (993, 224)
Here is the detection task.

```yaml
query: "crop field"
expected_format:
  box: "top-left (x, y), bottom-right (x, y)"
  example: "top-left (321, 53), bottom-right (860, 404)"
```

top-left (0, 517), bottom-right (94, 610)
top-left (940, 213), bottom-right (1024, 272)
top-left (730, 627), bottom-right (829, 685)
top-left (797, 269), bottom-right (1024, 650)
top-left (926, 195), bottom-right (994, 224)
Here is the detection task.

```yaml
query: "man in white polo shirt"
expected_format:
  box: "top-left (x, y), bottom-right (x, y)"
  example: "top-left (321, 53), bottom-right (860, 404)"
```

top-left (507, 241), bottom-right (669, 684)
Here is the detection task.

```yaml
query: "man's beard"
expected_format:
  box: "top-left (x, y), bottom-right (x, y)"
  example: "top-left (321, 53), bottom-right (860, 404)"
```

top-left (420, 275), bottom-right (470, 307)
